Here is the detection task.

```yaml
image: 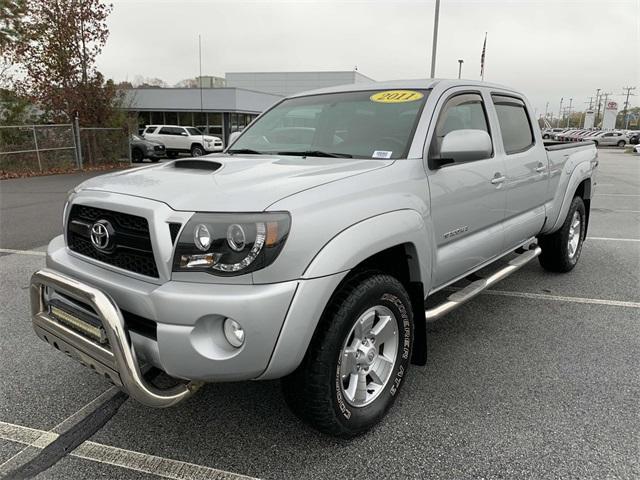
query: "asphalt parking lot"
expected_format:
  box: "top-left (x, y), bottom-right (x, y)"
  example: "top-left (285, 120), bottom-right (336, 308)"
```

top-left (0, 149), bottom-right (638, 479)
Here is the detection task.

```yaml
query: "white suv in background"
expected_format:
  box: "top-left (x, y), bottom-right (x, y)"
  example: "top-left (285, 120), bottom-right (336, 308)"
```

top-left (143, 125), bottom-right (223, 157)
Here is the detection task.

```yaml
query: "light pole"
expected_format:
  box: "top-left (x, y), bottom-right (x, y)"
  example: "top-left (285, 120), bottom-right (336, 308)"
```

top-left (458, 59), bottom-right (464, 79)
top-left (565, 98), bottom-right (573, 128)
top-left (430, 0), bottom-right (440, 78)
top-left (557, 97), bottom-right (563, 128)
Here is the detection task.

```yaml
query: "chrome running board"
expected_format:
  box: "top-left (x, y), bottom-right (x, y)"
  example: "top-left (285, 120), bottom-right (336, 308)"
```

top-left (30, 269), bottom-right (203, 408)
top-left (425, 246), bottom-right (542, 320)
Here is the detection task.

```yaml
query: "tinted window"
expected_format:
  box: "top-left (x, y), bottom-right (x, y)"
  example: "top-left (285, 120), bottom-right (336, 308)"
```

top-left (430, 93), bottom-right (490, 158)
top-left (160, 127), bottom-right (185, 135)
top-left (145, 126), bottom-right (157, 134)
top-left (492, 95), bottom-right (534, 154)
top-left (186, 127), bottom-right (201, 135)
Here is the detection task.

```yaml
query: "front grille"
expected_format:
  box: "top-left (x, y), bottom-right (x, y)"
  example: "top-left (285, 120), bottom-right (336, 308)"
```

top-left (67, 205), bottom-right (159, 278)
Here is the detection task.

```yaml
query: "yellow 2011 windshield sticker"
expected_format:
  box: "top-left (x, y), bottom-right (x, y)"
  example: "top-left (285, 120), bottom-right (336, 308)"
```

top-left (370, 90), bottom-right (424, 103)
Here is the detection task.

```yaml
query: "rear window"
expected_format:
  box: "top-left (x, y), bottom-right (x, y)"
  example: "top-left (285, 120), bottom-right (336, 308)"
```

top-left (145, 126), bottom-right (157, 134)
top-left (491, 95), bottom-right (534, 154)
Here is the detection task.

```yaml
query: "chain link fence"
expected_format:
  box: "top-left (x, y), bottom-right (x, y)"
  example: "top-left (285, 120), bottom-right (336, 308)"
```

top-left (0, 122), bottom-right (131, 175)
top-left (0, 124), bottom-right (77, 174)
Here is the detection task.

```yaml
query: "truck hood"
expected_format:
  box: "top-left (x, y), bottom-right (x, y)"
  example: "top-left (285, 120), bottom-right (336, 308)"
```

top-left (77, 155), bottom-right (393, 211)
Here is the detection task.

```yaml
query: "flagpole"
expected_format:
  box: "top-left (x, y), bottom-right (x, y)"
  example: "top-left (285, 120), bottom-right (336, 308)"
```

top-left (480, 32), bottom-right (487, 81)
top-left (429, 0), bottom-right (440, 78)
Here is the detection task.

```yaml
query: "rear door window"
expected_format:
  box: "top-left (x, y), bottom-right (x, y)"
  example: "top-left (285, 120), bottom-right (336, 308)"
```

top-left (491, 95), bottom-right (534, 154)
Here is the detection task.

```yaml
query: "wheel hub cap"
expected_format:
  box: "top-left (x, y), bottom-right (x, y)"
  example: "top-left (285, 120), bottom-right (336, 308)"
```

top-left (567, 211), bottom-right (581, 259)
top-left (339, 306), bottom-right (398, 407)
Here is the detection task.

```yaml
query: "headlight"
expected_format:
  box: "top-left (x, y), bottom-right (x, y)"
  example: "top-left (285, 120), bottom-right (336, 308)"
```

top-left (173, 212), bottom-right (290, 276)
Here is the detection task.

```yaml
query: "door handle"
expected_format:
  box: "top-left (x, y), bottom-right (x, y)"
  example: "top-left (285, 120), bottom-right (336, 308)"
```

top-left (491, 174), bottom-right (506, 185)
top-left (535, 164), bottom-right (546, 173)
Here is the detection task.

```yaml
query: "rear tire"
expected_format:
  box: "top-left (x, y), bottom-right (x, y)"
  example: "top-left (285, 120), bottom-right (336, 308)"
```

top-left (131, 148), bottom-right (144, 163)
top-left (538, 196), bottom-right (586, 273)
top-left (282, 272), bottom-right (413, 438)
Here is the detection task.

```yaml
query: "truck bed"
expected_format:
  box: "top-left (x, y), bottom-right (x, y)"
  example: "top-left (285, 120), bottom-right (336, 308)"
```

top-left (544, 140), bottom-right (595, 151)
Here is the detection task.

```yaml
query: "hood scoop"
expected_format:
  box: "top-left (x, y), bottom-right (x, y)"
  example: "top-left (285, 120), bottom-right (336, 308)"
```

top-left (173, 159), bottom-right (222, 172)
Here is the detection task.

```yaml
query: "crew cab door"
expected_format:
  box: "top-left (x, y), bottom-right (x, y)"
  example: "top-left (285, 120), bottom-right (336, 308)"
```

top-left (426, 90), bottom-right (507, 288)
top-left (489, 94), bottom-right (548, 250)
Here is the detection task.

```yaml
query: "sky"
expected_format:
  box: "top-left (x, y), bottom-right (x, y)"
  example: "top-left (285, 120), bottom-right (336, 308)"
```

top-left (99, 0), bottom-right (639, 118)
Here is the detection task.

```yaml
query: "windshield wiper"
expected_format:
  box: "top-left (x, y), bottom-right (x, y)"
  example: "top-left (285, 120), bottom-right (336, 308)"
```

top-left (276, 150), bottom-right (353, 158)
top-left (227, 148), bottom-right (264, 155)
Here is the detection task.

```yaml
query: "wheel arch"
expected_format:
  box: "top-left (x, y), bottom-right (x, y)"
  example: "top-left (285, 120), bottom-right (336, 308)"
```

top-left (574, 178), bottom-right (592, 236)
top-left (547, 166), bottom-right (593, 234)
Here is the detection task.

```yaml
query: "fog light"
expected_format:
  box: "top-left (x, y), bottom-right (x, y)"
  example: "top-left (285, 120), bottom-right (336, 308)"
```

top-left (223, 318), bottom-right (245, 348)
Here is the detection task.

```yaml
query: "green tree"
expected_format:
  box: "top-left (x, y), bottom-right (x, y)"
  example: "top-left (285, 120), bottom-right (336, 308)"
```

top-left (6, 0), bottom-right (118, 125)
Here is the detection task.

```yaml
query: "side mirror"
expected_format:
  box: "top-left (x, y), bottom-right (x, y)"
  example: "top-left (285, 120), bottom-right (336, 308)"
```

top-left (228, 131), bottom-right (242, 146)
top-left (435, 129), bottom-right (492, 167)
top-left (180, 132), bottom-right (188, 136)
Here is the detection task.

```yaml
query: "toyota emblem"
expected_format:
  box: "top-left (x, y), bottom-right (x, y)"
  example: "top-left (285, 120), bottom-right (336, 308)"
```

top-left (90, 220), bottom-right (114, 251)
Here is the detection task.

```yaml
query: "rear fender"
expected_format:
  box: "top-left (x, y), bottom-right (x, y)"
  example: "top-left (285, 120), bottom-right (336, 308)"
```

top-left (544, 162), bottom-right (593, 234)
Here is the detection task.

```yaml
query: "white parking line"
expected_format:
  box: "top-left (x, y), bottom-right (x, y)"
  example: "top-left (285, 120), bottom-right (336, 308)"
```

top-left (592, 209), bottom-right (640, 213)
top-left (595, 193), bottom-right (640, 197)
top-left (0, 421), bottom-right (259, 480)
top-left (0, 388), bottom-right (121, 472)
top-left (0, 248), bottom-right (46, 256)
top-left (481, 289), bottom-right (640, 309)
top-left (588, 237), bottom-right (640, 242)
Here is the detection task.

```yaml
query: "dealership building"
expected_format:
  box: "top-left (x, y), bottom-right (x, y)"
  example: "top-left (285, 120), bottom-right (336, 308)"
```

top-left (124, 70), bottom-right (375, 143)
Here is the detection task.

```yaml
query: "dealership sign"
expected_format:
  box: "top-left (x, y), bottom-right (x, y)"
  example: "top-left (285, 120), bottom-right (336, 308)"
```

top-left (602, 101), bottom-right (618, 130)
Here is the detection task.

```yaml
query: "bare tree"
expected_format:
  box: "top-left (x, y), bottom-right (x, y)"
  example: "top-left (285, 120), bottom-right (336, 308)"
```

top-left (5, 0), bottom-right (119, 125)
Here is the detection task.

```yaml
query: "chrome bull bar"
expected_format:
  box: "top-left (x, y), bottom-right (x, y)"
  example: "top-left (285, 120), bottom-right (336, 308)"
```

top-left (30, 268), bottom-right (203, 408)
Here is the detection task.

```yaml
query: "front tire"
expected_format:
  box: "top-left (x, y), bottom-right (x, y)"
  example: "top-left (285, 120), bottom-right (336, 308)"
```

top-left (191, 144), bottom-right (205, 157)
top-left (538, 196), bottom-right (586, 272)
top-left (617, 140), bottom-right (625, 147)
top-left (282, 273), bottom-right (413, 438)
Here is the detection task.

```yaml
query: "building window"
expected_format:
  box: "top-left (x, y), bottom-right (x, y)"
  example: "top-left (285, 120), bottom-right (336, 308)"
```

top-left (150, 111), bottom-right (164, 124)
top-left (165, 111), bottom-right (178, 125)
top-left (194, 112), bottom-right (206, 126)
top-left (208, 112), bottom-right (222, 126)
top-left (178, 112), bottom-right (193, 126)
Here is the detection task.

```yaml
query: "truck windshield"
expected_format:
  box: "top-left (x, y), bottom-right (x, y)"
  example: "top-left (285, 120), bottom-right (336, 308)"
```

top-left (229, 89), bottom-right (429, 159)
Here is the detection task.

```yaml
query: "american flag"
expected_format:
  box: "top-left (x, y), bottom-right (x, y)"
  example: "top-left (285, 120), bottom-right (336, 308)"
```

top-left (480, 33), bottom-right (487, 80)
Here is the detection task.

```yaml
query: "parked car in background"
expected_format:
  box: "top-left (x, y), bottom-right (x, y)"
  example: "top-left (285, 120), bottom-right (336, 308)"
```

top-left (542, 127), bottom-right (566, 139)
top-left (590, 131), bottom-right (628, 147)
top-left (628, 131), bottom-right (640, 145)
top-left (130, 134), bottom-right (165, 163)
top-left (143, 125), bottom-right (223, 157)
top-left (633, 144), bottom-right (640, 154)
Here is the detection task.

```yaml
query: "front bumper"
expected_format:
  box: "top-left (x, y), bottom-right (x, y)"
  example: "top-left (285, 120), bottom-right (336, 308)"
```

top-left (31, 269), bottom-right (202, 407)
top-left (42, 235), bottom-right (300, 384)
top-left (204, 145), bottom-right (223, 152)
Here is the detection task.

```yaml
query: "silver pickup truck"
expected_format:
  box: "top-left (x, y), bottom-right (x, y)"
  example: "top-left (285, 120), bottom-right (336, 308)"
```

top-left (30, 80), bottom-right (598, 438)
